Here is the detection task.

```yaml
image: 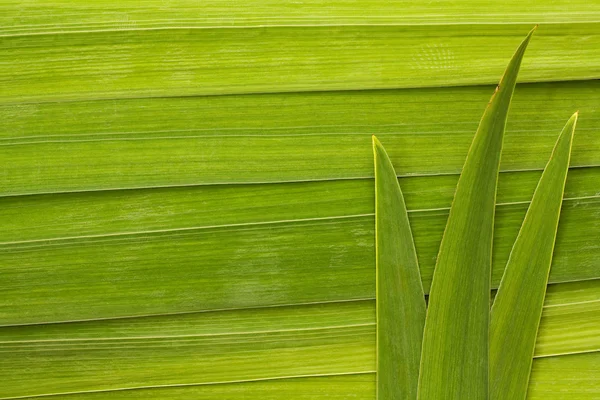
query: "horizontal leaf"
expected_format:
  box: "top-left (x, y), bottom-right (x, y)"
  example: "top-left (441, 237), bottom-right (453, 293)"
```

top-left (0, 326), bottom-right (374, 399)
top-left (537, 298), bottom-right (600, 356)
top-left (544, 279), bottom-right (600, 306)
top-left (2, 81), bottom-right (600, 195)
top-left (14, 375), bottom-right (376, 400)
top-left (0, 301), bottom-right (376, 342)
top-left (528, 352), bottom-right (600, 399)
top-left (1, 25), bottom-right (599, 103)
top-left (7, 354), bottom-right (598, 400)
top-left (1, 196), bottom-right (598, 325)
top-left (0, 167), bottom-right (597, 243)
top-left (1, 280), bottom-right (597, 398)
top-left (2, 0), bottom-right (600, 34)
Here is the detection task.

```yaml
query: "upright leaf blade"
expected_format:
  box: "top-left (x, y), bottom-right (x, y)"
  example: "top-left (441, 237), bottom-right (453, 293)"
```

top-left (374, 136), bottom-right (426, 400)
top-left (490, 112), bottom-right (578, 400)
top-left (417, 28), bottom-right (536, 400)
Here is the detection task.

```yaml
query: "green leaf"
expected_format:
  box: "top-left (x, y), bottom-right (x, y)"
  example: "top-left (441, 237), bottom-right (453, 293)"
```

top-left (2, 179), bottom-right (598, 325)
top-left (1, 279), bottom-right (597, 398)
top-left (490, 112), bottom-right (578, 400)
top-left (2, 82), bottom-right (600, 196)
top-left (0, 279), bottom-right (597, 398)
top-left (2, 2), bottom-right (599, 398)
top-left (2, 0), bottom-right (599, 32)
top-left (536, 280), bottom-right (600, 357)
top-left (373, 136), bottom-right (426, 400)
top-left (2, 24), bottom-right (599, 104)
top-left (417, 28), bottom-right (535, 399)
top-left (2, 346), bottom-right (595, 400)
top-left (528, 351), bottom-right (600, 400)
top-left (1, 351), bottom-right (598, 400)
top-left (2, 351), bottom-right (599, 400)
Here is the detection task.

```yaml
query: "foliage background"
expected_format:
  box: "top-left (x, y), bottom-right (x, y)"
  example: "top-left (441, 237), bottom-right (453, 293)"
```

top-left (1, 1), bottom-right (599, 398)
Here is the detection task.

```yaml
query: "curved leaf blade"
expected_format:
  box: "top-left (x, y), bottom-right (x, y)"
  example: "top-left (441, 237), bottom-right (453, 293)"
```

top-left (417, 27), bottom-right (536, 400)
top-left (490, 112), bottom-right (578, 400)
top-left (374, 136), bottom-right (426, 400)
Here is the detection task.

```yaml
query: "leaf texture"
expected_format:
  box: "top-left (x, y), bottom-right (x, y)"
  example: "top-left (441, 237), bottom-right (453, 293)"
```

top-left (2, 81), bottom-right (600, 196)
top-left (1, 25), bottom-right (599, 104)
top-left (0, 279), bottom-right (597, 398)
top-left (3, 349), bottom-right (596, 400)
top-left (2, 0), bottom-right (600, 33)
top-left (373, 137), bottom-right (425, 400)
top-left (2, 192), bottom-right (599, 325)
top-left (490, 113), bottom-right (578, 399)
top-left (417, 28), bottom-right (535, 399)
top-left (2, 2), bottom-right (599, 398)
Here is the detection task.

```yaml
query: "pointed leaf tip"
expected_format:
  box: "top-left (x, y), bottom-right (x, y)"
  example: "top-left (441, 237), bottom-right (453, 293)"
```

top-left (417, 30), bottom-right (534, 400)
top-left (490, 114), bottom-right (577, 400)
top-left (374, 138), bottom-right (425, 400)
top-left (372, 135), bottom-right (381, 148)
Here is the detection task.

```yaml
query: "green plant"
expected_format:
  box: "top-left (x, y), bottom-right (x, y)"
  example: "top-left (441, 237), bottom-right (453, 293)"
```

top-left (1, 3), bottom-right (599, 399)
top-left (374, 28), bottom-right (582, 400)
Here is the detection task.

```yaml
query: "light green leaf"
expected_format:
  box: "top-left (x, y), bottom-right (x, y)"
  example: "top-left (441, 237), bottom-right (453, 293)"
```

top-left (490, 112), bottom-right (578, 400)
top-left (2, 2), bottom-right (599, 398)
top-left (1, 279), bottom-right (597, 398)
top-left (2, 24), bottom-right (599, 104)
top-left (2, 82), bottom-right (600, 196)
top-left (536, 280), bottom-right (600, 357)
top-left (2, 180), bottom-right (598, 325)
top-left (373, 136), bottom-right (425, 400)
top-left (0, 278), bottom-right (596, 399)
top-left (2, 0), bottom-right (600, 33)
top-left (417, 28), bottom-right (535, 399)
top-left (4, 348), bottom-right (596, 400)
top-left (528, 351), bottom-right (600, 400)
top-left (2, 81), bottom-right (599, 198)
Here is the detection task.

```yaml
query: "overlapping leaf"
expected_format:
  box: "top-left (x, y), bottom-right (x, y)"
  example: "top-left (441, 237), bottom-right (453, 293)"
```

top-left (1, 1), bottom-right (599, 399)
top-left (490, 113), bottom-right (578, 399)
top-left (0, 280), bottom-right (598, 398)
top-left (418, 28), bottom-right (535, 399)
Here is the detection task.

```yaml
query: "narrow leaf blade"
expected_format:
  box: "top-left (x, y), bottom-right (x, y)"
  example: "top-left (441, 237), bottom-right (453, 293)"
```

top-left (490, 112), bottom-right (578, 400)
top-left (374, 136), bottom-right (426, 400)
top-left (417, 27), bottom-right (536, 400)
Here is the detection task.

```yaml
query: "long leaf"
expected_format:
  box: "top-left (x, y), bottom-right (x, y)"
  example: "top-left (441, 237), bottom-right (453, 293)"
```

top-left (2, 351), bottom-right (599, 400)
top-left (1, 279), bottom-right (598, 398)
top-left (2, 2), bottom-right (599, 398)
top-left (3, 82), bottom-right (600, 196)
top-left (1, 167), bottom-right (597, 243)
top-left (417, 28), bottom-right (535, 399)
top-left (2, 1), bottom-right (599, 33)
top-left (373, 136), bottom-right (426, 400)
top-left (490, 112), bottom-right (578, 400)
top-left (2, 192), bottom-right (599, 325)
top-left (2, 25), bottom-right (599, 104)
